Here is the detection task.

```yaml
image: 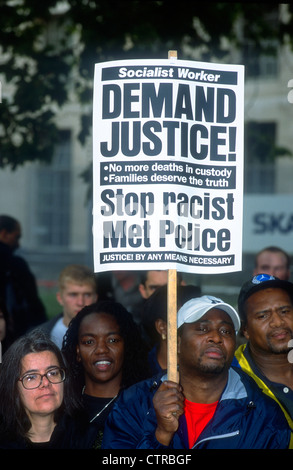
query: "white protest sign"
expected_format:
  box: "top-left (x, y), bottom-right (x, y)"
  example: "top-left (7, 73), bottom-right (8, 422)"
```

top-left (93, 58), bottom-right (244, 274)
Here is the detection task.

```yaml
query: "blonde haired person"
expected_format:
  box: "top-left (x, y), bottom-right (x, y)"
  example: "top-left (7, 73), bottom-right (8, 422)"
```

top-left (38, 264), bottom-right (97, 348)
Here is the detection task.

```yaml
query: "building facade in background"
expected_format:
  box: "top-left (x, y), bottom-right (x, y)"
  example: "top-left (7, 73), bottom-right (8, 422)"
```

top-left (1, 7), bottom-right (293, 294)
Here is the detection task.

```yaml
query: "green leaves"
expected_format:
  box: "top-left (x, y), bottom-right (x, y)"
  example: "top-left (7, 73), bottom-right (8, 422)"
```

top-left (0, 2), bottom-right (291, 169)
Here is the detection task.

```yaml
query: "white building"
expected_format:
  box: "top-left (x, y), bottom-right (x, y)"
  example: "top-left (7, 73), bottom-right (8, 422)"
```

top-left (1, 6), bottom-right (293, 301)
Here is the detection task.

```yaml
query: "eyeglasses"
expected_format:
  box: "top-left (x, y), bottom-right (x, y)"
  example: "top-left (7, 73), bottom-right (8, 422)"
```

top-left (19, 368), bottom-right (66, 390)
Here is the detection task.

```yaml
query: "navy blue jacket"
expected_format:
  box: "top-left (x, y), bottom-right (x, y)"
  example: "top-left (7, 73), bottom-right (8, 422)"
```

top-left (102, 368), bottom-right (292, 449)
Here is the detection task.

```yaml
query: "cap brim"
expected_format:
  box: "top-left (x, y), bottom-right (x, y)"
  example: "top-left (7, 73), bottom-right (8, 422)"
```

top-left (177, 300), bottom-right (240, 333)
top-left (239, 279), bottom-right (293, 314)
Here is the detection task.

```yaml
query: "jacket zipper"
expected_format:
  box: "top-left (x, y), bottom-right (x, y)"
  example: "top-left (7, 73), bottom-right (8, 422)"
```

top-left (193, 430), bottom-right (240, 448)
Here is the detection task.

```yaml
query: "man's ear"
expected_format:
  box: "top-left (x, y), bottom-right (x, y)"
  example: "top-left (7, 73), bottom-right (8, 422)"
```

top-left (138, 283), bottom-right (148, 299)
top-left (0, 229), bottom-right (7, 243)
top-left (242, 324), bottom-right (250, 341)
top-left (56, 291), bottom-right (64, 307)
top-left (155, 319), bottom-right (167, 338)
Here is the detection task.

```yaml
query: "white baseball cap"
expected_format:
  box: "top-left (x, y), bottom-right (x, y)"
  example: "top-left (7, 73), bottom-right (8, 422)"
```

top-left (177, 295), bottom-right (240, 333)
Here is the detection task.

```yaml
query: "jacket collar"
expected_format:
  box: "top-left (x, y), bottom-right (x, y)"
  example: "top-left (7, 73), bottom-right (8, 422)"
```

top-left (161, 368), bottom-right (248, 403)
top-left (221, 368), bottom-right (247, 401)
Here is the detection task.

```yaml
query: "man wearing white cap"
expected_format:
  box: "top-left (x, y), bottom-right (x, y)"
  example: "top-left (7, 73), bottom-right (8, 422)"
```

top-left (102, 295), bottom-right (291, 449)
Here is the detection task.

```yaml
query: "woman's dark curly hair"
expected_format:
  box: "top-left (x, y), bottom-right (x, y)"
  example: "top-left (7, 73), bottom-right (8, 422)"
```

top-left (0, 329), bottom-right (81, 440)
top-left (62, 300), bottom-right (150, 397)
top-left (141, 284), bottom-right (201, 347)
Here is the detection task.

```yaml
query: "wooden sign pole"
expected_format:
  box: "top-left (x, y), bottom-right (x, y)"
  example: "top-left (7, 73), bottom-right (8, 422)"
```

top-left (167, 50), bottom-right (178, 383)
top-left (167, 268), bottom-right (178, 382)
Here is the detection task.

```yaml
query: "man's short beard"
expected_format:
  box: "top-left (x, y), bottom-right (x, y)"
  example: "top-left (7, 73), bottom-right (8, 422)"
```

top-left (266, 333), bottom-right (293, 355)
top-left (267, 342), bottom-right (291, 355)
top-left (197, 361), bottom-right (226, 375)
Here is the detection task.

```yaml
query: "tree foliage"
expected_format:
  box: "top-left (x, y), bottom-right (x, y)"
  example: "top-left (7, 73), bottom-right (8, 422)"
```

top-left (0, 1), bottom-right (292, 169)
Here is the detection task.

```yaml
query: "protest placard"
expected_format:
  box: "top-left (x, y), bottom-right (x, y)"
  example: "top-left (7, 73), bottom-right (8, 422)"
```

top-left (93, 57), bottom-right (244, 275)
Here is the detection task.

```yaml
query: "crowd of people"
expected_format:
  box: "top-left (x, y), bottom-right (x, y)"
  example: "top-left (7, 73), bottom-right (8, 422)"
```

top-left (0, 215), bottom-right (293, 450)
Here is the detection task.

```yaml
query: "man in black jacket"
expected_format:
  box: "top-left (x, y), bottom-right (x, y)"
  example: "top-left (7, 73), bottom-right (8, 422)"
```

top-left (0, 214), bottom-right (47, 339)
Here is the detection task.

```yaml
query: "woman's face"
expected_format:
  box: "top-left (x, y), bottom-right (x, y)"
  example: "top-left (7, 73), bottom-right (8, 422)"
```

top-left (18, 351), bottom-right (64, 419)
top-left (0, 309), bottom-right (6, 342)
top-left (77, 312), bottom-right (125, 387)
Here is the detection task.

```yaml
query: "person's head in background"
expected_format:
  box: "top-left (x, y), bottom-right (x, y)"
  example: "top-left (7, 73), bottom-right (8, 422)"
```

top-left (0, 215), bottom-right (21, 252)
top-left (253, 246), bottom-right (291, 281)
top-left (138, 270), bottom-right (186, 300)
top-left (56, 265), bottom-right (98, 327)
top-left (138, 270), bottom-right (168, 300)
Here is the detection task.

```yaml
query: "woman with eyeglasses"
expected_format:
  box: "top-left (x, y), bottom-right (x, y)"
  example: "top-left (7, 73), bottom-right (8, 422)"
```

top-left (0, 329), bottom-right (95, 448)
